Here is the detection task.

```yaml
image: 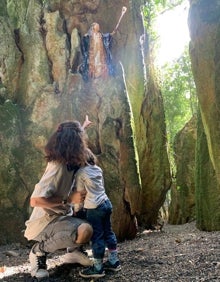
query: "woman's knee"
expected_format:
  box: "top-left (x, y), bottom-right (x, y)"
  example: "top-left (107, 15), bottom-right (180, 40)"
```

top-left (76, 223), bottom-right (93, 244)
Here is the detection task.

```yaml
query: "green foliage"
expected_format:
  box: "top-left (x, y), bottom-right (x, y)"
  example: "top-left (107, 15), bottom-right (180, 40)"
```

top-left (142, 1), bottom-right (172, 35)
top-left (142, 0), bottom-right (186, 48)
top-left (159, 0), bottom-right (185, 11)
top-left (142, 0), bottom-right (185, 26)
top-left (160, 47), bottom-right (197, 145)
top-left (6, 0), bottom-right (29, 28)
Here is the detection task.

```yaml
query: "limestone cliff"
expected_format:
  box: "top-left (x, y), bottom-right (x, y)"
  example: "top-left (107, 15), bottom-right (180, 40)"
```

top-left (0, 0), bottom-right (171, 244)
top-left (169, 116), bottom-right (197, 225)
top-left (189, 0), bottom-right (220, 230)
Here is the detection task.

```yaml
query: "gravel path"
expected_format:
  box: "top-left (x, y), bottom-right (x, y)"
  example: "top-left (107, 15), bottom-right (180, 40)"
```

top-left (0, 222), bottom-right (219, 281)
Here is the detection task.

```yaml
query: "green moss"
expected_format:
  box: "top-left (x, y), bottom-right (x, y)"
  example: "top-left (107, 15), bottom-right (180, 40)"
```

top-left (215, 28), bottom-right (220, 106)
top-left (0, 0), bottom-right (7, 16)
top-left (6, 0), bottom-right (29, 28)
top-left (0, 100), bottom-right (21, 133)
top-left (195, 111), bottom-right (220, 230)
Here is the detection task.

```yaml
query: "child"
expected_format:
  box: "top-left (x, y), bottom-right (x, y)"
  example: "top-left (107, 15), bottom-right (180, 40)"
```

top-left (73, 148), bottom-right (121, 278)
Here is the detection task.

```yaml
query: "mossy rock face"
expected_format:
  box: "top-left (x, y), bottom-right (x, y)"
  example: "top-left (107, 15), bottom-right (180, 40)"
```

top-left (136, 66), bottom-right (171, 228)
top-left (0, 101), bottom-right (23, 188)
top-left (0, 1), bottom-right (7, 17)
top-left (0, 17), bottom-right (22, 99)
top-left (0, 99), bottom-right (47, 243)
top-left (189, 1), bottom-right (220, 230)
top-left (189, 0), bottom-right (220, 180)
top-left (195, 111), bottom-right (220, 231)
top-left (169, 116), bottom-right (197, 225)
top-left (0, 100), bottom-right (31, 243)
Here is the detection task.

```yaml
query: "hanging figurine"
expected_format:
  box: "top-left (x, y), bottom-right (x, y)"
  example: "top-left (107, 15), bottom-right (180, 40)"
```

top-left (79, 6), bottom-right (127, 81)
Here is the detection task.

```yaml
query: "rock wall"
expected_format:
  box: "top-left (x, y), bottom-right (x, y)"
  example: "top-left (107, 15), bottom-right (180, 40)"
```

top-left (189, 0), bottom-right (220, 230)
top-left (0, 0), bottom-right (171, 244)
top-left (136, 63), bottom-right (171, 227)
top-left (195, 111), bottom-right (220, 230)
top-left (169, 116), bottom-right (197, 224)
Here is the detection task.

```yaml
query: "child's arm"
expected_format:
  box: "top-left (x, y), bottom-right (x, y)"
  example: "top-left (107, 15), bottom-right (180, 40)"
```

top-left (82, 115), bottom-right (92, 130)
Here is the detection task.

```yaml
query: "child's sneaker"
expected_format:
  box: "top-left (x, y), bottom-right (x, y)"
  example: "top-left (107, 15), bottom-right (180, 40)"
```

top-left (103, 260), bottom-right (121, 272)
top-left (79, 265), bottom-right (105, 278)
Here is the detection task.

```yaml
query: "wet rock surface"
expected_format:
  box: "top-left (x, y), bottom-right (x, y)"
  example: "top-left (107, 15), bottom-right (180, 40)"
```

top-left (0, 222), bottom-right (219, 281)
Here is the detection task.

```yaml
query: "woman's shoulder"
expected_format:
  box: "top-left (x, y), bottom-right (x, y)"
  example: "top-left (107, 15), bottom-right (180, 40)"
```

top-left (44, 161), bottom-right (65, 174)
top-left (46, 161), bottom-right (63, 168)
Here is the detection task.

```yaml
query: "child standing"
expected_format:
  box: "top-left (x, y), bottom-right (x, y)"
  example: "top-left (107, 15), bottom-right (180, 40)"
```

top-left (74, 148), bottom-right (121, 278)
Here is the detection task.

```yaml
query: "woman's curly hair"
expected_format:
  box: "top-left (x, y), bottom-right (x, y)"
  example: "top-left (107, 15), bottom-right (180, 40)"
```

top-left (45, 121), bottom-right (87, 167)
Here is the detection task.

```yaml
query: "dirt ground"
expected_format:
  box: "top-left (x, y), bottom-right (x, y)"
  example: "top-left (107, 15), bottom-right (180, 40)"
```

top-left (0, 221), bottom-right (219, 282)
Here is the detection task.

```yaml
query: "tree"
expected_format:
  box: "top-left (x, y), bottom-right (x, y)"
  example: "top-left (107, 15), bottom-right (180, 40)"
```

top-left (160, 47), bottom-right (197, 146)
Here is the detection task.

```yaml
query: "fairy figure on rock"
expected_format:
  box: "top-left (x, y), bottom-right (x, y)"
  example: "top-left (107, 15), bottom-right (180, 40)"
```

top-left (79, 7), bottom-right (127, 82)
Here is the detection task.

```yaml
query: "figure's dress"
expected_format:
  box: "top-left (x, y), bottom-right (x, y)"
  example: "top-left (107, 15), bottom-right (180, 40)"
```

top-left (89, 32), bottom-right (108, 79)
top-left (79, 32), bottom-right (114, 81)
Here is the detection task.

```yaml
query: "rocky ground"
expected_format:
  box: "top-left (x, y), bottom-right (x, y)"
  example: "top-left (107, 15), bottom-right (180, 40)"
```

top-left (0, 222), bottom-right (219, 282)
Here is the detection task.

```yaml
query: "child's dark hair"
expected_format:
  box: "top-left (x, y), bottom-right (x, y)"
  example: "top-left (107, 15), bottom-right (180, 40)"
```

top-left (45, 121), bottom-right (87, 166)
top-left (85, 148), bottom-right (97, 165)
